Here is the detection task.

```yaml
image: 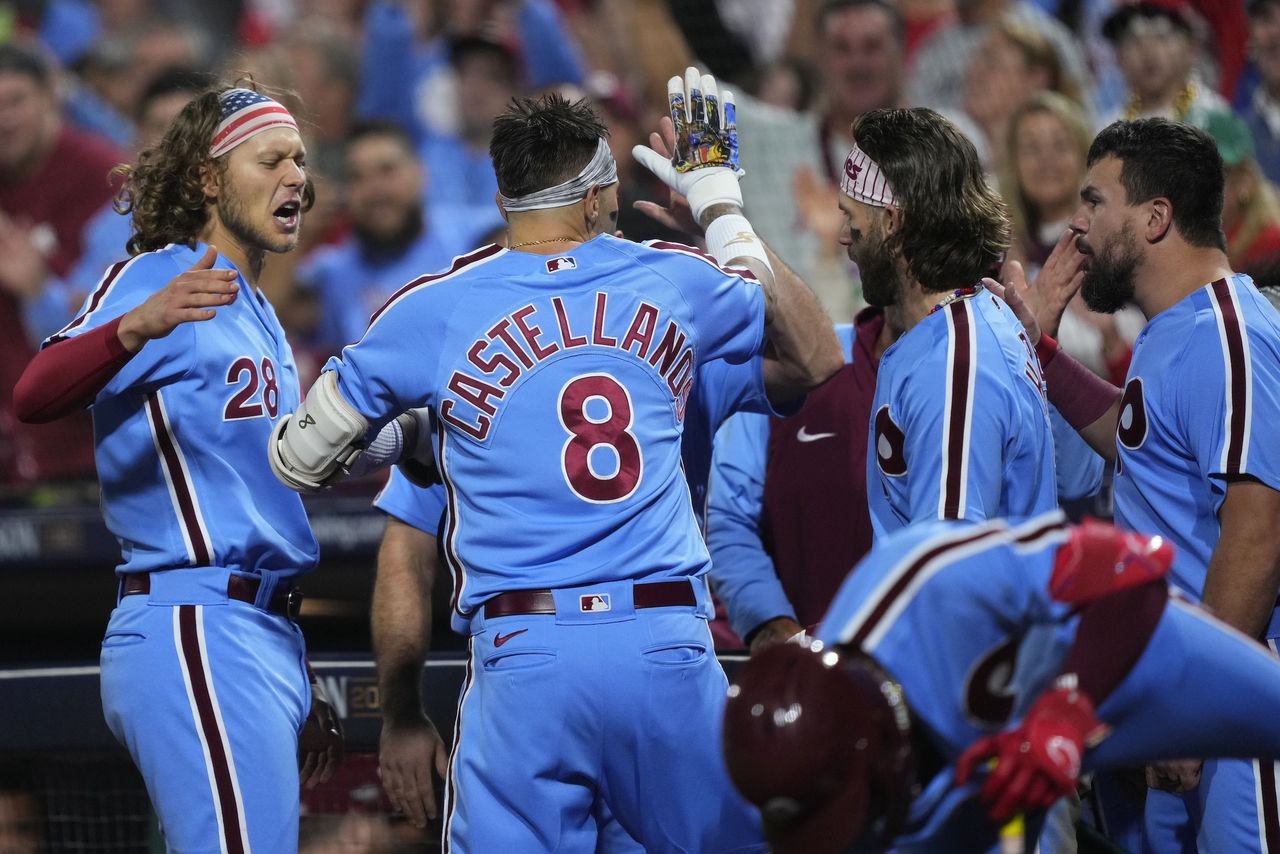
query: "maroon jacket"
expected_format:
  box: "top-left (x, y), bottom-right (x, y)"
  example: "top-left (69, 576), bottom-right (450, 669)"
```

top-left (758, 308), bottom-right (885, 631)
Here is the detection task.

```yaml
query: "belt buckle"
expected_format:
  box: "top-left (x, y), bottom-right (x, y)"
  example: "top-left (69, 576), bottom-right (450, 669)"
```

top-left (286, 587), bottom-right (304, 620)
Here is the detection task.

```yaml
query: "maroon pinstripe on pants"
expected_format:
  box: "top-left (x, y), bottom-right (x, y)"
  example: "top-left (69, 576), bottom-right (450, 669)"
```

top-left (1259, 760), bottom-right (1280, 852)
top-left (442, 639), bottom-right (476, 853)
top-left (177, 605), bottom-right (245, 854)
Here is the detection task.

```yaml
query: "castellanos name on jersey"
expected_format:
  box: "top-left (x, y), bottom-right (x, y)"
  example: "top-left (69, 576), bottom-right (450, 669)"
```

top-left (330, 235), bottom-right (765, 627)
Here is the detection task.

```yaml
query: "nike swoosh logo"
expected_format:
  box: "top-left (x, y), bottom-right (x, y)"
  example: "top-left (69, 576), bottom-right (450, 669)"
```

top-left (796, 426), bottom-right (837, 443)
top-left (493, 629), bottom-right (528, 647)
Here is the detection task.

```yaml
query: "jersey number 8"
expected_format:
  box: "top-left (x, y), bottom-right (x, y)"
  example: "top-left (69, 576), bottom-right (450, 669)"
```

top-left (558, 373), bottom-right (642, 503)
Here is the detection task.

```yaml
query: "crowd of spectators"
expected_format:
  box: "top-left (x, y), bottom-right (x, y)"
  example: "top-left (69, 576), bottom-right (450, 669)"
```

top-left (0, 0), bottom-right (1275, 493)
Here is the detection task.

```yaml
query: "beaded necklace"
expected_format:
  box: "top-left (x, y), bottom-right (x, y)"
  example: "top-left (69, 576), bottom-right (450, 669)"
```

top-left (929, 285), bottom-right (982, 315)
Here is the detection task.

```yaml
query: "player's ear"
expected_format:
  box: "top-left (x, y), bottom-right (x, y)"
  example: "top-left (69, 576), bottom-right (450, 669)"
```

top-left (883, 203), bottom-right (903, 236)
top-left (584, 184), bottom-right (601, 229)
top-left (495, 191), bottom-right (509, 223)
top-left (1145, 197), bottom-right (1173, 243)
top-left (199, 159), bottom-right (221, 201)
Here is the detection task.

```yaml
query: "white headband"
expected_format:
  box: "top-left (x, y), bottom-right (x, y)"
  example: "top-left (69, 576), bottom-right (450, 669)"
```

top-left (840, 144), bottom-right (896, 208)
top-left (499, 138), bottom-right (619, 212)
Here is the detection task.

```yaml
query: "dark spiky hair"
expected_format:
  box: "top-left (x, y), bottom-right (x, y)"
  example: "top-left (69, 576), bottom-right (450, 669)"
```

top-left (489, 94), bottom-right (609, 199)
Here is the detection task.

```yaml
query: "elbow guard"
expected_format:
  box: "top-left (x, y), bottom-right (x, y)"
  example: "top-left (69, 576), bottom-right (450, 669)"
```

top-left (269, 372), bottom-right (370, 492)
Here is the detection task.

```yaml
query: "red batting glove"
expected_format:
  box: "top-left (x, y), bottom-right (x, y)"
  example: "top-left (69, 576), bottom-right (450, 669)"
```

top-left (954, 685), bottom-right (1110, 824)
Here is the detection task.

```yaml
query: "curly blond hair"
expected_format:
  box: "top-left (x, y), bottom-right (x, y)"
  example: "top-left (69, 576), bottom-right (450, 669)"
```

top-left (114, 79), bottom-right (314, 256)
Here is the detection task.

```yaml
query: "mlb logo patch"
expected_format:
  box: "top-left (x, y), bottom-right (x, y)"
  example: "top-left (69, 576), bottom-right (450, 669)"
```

top-left (546, 256), bottom-right (577, 273)
top-left (580, 593), bottom-right (611, 612)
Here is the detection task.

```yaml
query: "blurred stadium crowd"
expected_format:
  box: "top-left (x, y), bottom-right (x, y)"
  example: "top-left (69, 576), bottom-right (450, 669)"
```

top-left (0, 0), bottom-right (1274, 495)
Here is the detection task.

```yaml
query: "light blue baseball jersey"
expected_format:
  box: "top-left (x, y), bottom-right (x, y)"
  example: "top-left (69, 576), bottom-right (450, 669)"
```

top-left (709, 314), bottom-right (1102, 643)
top-left (868, 291), bottom-right (1058, 535)
top-left (296, 208), bottom-right (503, 352)
top-left (330, 234), bottom-right (765, 632)
top-left (1110, 274), bottom-right (1280, 854)
top-left (1113, 274), bottom-right (1280, 603)
top-left (815, 512), bottom-right (1280, 852)
top-left (373, 351), bottom-right (773, 538)
top-left (47, 242), bottom-right (318, 578)
top-left (52, 242), bottom-right (319, 853)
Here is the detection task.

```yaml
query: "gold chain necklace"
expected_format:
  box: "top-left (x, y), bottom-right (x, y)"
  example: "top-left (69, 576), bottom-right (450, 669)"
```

top-left (510, 237), bottom-right (580, 249)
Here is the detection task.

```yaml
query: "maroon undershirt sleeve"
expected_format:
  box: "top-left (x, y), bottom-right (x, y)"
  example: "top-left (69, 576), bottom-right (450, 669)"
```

top-left (1036, 333), bottom-right (1124, 431)
top-left (1062, 579), bottom-right (1168, 705)
top-left (14, 316), bottom-right (138, 423)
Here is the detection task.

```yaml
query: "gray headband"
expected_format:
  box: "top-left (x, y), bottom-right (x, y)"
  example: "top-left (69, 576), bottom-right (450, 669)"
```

top-left (499, 138), bottom-right (618, 212)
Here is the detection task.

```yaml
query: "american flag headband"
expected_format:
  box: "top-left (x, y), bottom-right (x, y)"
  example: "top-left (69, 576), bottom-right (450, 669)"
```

top-left (841, 144), bottom-right (896, 208)
top-left (499, 138), bottom-right (619, 212)
top-left (209, 89), bottom-right (299, 158)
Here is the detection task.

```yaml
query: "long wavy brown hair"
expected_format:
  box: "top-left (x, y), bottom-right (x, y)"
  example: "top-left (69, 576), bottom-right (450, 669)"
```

top-left (113, 79), bottom-right (315, 256)
top-left (854, 108), bottom-right (1011, 292)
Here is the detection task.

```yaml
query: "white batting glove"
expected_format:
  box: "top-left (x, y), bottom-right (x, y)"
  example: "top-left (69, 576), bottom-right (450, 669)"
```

top-left (632, 67), bottom-right (744, 225)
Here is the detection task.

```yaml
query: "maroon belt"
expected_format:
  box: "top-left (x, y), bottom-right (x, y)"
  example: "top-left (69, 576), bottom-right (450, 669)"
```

top-left (483, 579), bottom-right (696, 619)
top-left (120, 573), bottom-right (303, 619)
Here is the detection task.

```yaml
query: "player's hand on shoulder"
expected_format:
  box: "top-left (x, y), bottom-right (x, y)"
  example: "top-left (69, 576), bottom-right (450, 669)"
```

top-left (299, 676), bottom-right (345, 789)
top-left (632, 66), bottom-right (744, 229)
top-left (984, 260), bottom-right (1042, 345)
top-left (379, 711), bottom-right (450, 828)
top-left (1145, 758), bottom-right (1203, 794)
top-left (987, 229), bottom-right (1086, 342)
top-left (117, 245), bottom-right (238, 352)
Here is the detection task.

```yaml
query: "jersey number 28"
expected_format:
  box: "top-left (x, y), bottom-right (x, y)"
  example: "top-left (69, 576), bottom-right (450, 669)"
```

top-left (558, 373), bottom-right (641, 503)
top-left (223, 356), bottom-right (279, 421)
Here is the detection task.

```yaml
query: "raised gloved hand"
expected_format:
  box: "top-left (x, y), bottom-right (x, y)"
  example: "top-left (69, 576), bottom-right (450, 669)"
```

top-left (632, 67), bottom-right (744, 226)
top-left (954, 683), bottom-right (1110, 824)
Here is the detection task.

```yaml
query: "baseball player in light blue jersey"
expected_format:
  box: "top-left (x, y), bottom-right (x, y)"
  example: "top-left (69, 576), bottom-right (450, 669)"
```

top-left (271, 79), bottom-right (842, 850)
top-left (706, 313), bottom-right (1102, 650)
top-left (724, 512), bottom-right (1280, 853)
top-left (13, 85), bottom-right (344, 852)
top-left (833, 109), bottom-right (1058, 538)
top-left (370, 350), bottom-right (775, 842)
top-left (995, 118), bottom-right (1280, 853)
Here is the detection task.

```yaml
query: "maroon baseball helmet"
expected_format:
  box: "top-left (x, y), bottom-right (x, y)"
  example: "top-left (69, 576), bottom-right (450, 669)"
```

top-left (722, 643), bottom-right (916, 853)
